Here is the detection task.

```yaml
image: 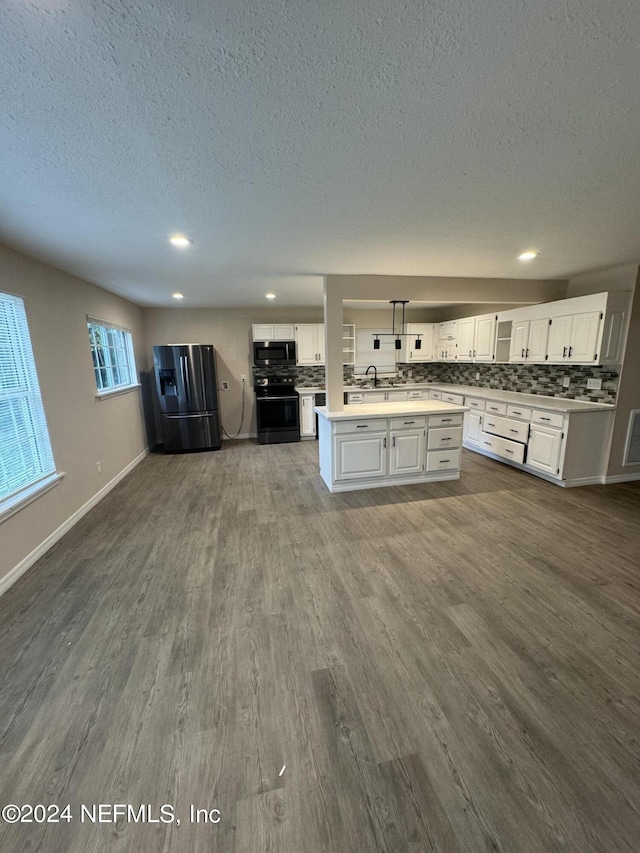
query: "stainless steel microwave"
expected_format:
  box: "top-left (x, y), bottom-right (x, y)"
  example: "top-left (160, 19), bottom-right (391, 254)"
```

top-left (253, 340), bottom-right (296, 367)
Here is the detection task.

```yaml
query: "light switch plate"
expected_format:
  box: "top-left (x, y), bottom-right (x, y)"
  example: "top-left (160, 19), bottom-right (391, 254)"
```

top-left (562, 376), bottom-right (570, 387)
top-left (587, 377), bottom-right (602, 390)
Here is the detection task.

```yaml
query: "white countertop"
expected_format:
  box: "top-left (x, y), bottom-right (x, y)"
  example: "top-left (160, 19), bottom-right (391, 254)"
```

top-left (315, 400), bottom-right (468, 420)
top-left (428, 383), bottom-right (613, 413)
top-left (298, 382), bottom-right (613, 414)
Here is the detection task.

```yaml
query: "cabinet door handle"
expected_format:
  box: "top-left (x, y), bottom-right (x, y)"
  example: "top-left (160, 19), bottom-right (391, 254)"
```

top-left (383, 437), bottom-right (387, 448)
top-left (392, 436), bottom-right (396, 447)
top-left (563, 346), bottom-right (567, 357)
top-left (526, 348), bottom-right (530, 358)
top-left (483, 441), bottom-right (492, 446)
top-left (441, 418), bottom-right (453, 422)
top-left (473, 350), bottom-right (476, 357)
top-left (469, 350), bottom-right (472, 357)
top-left (440, 459), bottom-right (451, 463)
top-left (539, 417), bottom-right (551, 421)
top-left (509, 428), bottom-right (518, 433)
top-left (441, 437), bottom-right (452, 442)
top-left (505, 448), bottom-right (514, 454)
top-left (486, 421), bottom-right (495, 427)
top-left (568, 346), bottom-right (573, 357)
top-left (404, 420), bottom-right (416, 425)
top-left (512, 410), bottom-right (522, 415)
top-left (356, 424), bottom-right (369, 428)
top-left (521, 348), bottom-right (525, 358)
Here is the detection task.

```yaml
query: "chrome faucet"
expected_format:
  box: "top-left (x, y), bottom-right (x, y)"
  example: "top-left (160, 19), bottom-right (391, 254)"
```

top-left (365, 365), bottom-right (378, 387)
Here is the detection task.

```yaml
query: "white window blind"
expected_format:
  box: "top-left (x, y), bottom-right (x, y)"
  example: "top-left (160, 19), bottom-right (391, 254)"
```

top-left (87, 317), bottom-right (137, 393)
top-left (0, 292), bottom-right (57, 515)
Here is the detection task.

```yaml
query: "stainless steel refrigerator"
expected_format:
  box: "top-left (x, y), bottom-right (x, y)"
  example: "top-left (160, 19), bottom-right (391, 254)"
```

top-left (153, 344), bottom-right (222, 452)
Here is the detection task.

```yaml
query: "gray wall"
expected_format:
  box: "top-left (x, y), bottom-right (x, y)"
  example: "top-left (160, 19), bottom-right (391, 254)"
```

top-left (0, 244), bottom-right (149, 584)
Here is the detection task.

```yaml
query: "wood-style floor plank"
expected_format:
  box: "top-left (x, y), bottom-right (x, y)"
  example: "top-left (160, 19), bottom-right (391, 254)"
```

top-left (1, 442), bottom-right (639, 852)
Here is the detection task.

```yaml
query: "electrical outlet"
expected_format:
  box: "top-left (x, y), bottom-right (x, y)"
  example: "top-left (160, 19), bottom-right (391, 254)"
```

top-left (96, 461), bottom-right (102, 474)
top-left (221, 381), bottom-right (229, 390)
top-left (475, 372), bottom-right (480, 381)
top-left (241, 374), bottom-right (246, 382)
top-left (407, 369), bottom-right (413, 378)
top-left (562, 376), bottom-right (570, 388)
top-left (587, 377), bottom-right (602, 390)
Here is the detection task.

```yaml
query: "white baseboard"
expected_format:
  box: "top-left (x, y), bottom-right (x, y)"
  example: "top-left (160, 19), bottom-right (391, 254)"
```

top-left (0, 447), bottom-right (151, 600)
top-left (602, 472), bottom-right (640, 484)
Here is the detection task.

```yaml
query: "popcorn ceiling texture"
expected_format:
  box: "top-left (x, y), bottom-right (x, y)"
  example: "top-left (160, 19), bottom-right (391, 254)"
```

top-left (255, 362), bottom-right (619, 403)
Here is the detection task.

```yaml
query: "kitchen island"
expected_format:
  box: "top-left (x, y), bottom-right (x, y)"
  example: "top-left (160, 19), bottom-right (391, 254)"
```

top-left (315, 401), bottom-right (469, 492)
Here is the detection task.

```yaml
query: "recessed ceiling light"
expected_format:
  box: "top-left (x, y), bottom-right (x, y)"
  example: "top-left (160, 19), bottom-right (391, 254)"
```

top-left (518, 250), bottom-right (539, 261)
top-left (265, 292), bottom-right (276, 300)
top-left (172, 292), bottom-right (184, 300)
top-left (169, 234), bottom-right (193, 248)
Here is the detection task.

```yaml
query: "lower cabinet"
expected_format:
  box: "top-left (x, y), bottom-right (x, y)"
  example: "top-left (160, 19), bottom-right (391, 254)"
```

top-left (527, 424), bottom-right (563, 475)
top-left (389, 429), bottom-right (425, 475)
top-left (334, 433), bottom-right (387, 480)
top-left (463, 410), bottom-right (483, 445)
top-left (299, 393), bottom-right (316, 438)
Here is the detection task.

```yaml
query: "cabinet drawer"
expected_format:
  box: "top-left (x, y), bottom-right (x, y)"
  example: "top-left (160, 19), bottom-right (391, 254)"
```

top-left (426, 449), bottom-right (461, 471)
top-left (465, 397), bottom-right (486, 411)
top-left (506, 404), bottom-right (532, 421)
top-left (335, 418), bottom-right (386, 434)
top-left (484, 401), bottom-right (508, 416)
top-left (407, 389), bottom-right (425, 400)
top-left (482, 414), bottom-right (530, 444)
top-left (427, 426), bottom-right (462, 450)
top-left (347, 393), bottom-right (364, 404)
top-left (441, 392), bottom-right (464, 405)
top-left (531, 409), bottom-right (564, 429)
top-left (429, 390), bottom-right (442, 400)
top-left (390, 415), bottom-right (426, 429)
top-left (479, 432), bottom-right (526, 464)
top-left (428, 413), bottom-right (463, 428)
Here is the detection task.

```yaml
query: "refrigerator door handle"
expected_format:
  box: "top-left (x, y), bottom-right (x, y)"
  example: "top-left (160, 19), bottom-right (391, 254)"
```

top-left (164, 412), bottom-right (219, 419)
top-left (180, 355), bottom-right (191, 404)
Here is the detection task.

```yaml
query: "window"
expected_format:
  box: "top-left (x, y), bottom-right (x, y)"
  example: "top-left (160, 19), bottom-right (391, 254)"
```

top-left (0, 292), bottom-right (58, 517)
top-left (87, 317), bottom-right (137, 394)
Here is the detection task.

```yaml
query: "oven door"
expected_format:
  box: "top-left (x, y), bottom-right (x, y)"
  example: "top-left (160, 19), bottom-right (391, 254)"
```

top-left (256, 395), bottom-right (300, 443)
top-left (253, 341), bottom-right (296, 366)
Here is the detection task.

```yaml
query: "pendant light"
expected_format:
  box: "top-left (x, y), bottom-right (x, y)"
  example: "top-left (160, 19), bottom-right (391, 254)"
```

top-left (371, 300), bottom-right (423, 352)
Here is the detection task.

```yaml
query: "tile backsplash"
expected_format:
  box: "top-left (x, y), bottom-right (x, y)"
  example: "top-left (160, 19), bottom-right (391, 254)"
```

top-left (396, 362), bottom-right (619, 404)
top-left (253, 362), bottom-right (618, 403)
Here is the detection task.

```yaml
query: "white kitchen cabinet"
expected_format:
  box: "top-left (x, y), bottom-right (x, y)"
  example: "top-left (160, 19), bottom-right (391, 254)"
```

top-left (509, 317), bottom-right (550, 362)
top-left (299, 393), bottom-right (316, 438)
top-left (400, 323), bottom-right (435, 362)
top-left (547, 312), bottom-right (602, 364)
top-left (463, 410), bottom-right (483, 445)
top-left (527, 424), bottom-right (564, 475)
top-left (474, 314), bottom-right (498, 362)
top-left (334, 433), bottom-right (387, 480)
top-left (389, 429), bottom-right (426, 475)
top-left (436, 320), bottom-right (457, 361)
top-left (363, 389), bottom-right (408, 403)
top-left (295, 324), bottom-right (325, 365)
top-left (252, 323), bottom-right (295, 341)
top-left (456, 317), bottom-right (476, 362)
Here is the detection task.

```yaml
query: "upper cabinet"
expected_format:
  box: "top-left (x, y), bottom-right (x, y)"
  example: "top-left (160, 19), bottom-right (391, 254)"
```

top-left (509, 317), bottom-right (550, 363)
top-left (500, 291), bottom-right (629, 367)
top-left (295, 324), bottom-right (325, 365)
top-left (455, 313), bottom-right (497, 363)
top-left (436, 320), bottom-right (457, 361)
top-left (252, 324), bottom-right (295, 341)
top-left (399, 323), bottom-right (435, 362)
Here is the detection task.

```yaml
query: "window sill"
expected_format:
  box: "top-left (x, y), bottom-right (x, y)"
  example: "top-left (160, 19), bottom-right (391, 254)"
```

top-left (95, 383), bottom-right (141, 400)
top-left (0, 472), bottom-right (65, 524)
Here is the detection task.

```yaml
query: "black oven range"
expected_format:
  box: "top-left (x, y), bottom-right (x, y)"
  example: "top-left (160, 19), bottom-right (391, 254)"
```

top-left (254, 377), bottom-right (300, 444)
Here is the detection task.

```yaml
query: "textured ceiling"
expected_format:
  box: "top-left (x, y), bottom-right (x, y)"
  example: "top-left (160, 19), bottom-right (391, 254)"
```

top-left (2, 0), bottom-right (640, 307)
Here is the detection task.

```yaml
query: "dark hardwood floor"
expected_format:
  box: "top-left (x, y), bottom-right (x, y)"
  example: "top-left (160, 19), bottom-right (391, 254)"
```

top-left (1, 441), bottom-right (639, 852)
